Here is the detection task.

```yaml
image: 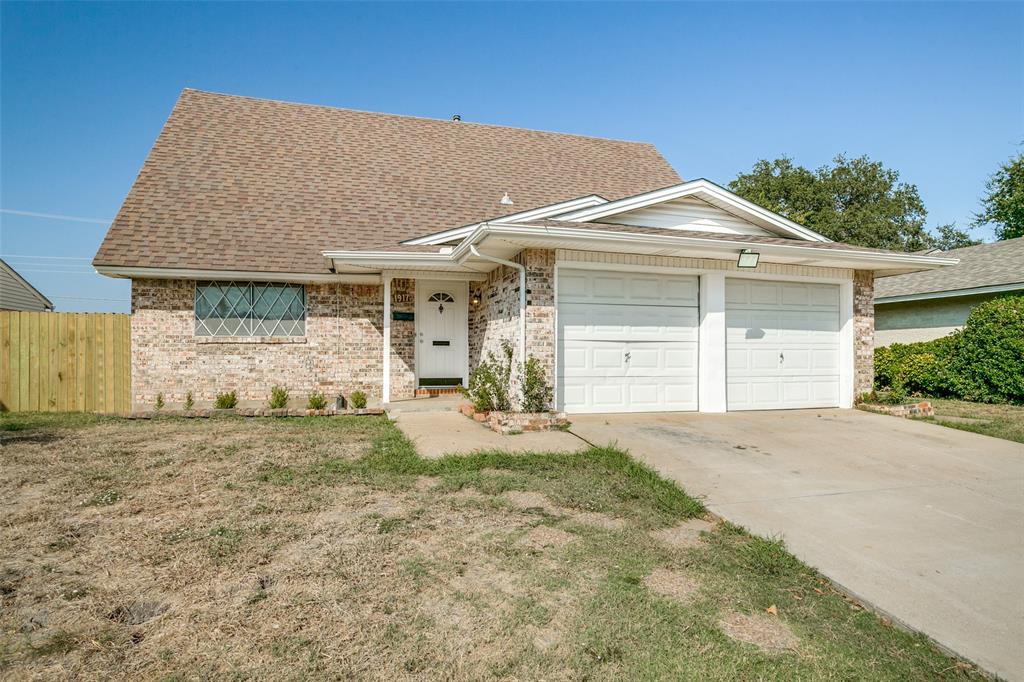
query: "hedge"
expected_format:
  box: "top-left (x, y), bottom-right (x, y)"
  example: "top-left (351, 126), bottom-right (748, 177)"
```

top-left (874, 295), bottom-right (1024, 404)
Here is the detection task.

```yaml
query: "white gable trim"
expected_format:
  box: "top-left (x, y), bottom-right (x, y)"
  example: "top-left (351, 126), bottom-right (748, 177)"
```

top-left (402, 194), bottom-right (608, 245)
top-left (555, 179), bottom-right (830, 243)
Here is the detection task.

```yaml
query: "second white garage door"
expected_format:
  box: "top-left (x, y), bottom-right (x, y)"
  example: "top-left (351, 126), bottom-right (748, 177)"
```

top-left (557, 269), bottom-right (698, 413)
top-left (726, 279), bottom-right (841, 410)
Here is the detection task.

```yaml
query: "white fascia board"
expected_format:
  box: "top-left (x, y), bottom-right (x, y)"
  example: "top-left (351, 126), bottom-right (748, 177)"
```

top-left (401, 195), bottom-right (608, 246)
top-left (556, 179), bottom-right (831, 243)
top-left (453, 223), bottom-right (960, 270)
top-left (94, 265), bottom-right (379, 284)
top-left (875, 281), bottom-right (1024, 304)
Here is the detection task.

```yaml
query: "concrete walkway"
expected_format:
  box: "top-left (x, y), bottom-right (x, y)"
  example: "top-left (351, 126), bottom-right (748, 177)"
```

top-left (570, 409), bottom-right (1024, 680)
top-left (390, 398), bottom-right (583, 458)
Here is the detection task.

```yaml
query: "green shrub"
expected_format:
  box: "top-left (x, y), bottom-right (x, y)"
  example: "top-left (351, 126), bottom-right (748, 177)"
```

top-left (948, 295), bottom-right (1024, 403)
top-left (461, 340), bottom-right (514, 413)
top-left (154, 393), bottom-right (165, 411)
top-left (268, 385), bottom-right (289, 409)
top-left (874, 336), bottom-right (956, 396)
top-left (214, 391), bottom-right (238, 409)
top-left (873, 295), bottom-right (1024, 404)
top-left (350, 391), bottom-right (368, 409)
top-left (184, 391), bottom-right (194, 411)
top-left (307, 391), bottom-right (328, 410)
top-left (521, 356), bottom-right (553, 413)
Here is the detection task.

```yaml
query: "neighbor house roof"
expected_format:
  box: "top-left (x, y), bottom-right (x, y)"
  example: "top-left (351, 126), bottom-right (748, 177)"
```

top-left (93, 89), bottom-right (681, 275)
top-left (875, 237), bottom-right (1024, 301)
top-left (0, 258), bottom-right (54, 311)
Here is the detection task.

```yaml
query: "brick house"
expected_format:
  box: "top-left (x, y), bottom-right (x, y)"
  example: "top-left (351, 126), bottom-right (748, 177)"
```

top-left (94, 90), bottom-right (955, 413)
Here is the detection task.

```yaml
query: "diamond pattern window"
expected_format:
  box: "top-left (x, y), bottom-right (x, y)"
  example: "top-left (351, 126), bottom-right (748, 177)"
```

top-left (195, 282), bottom-right (306, 337)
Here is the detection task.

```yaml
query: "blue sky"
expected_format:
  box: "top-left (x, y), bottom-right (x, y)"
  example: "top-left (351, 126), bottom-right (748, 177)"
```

top-left (2, 2), bottom-right (1021, 313)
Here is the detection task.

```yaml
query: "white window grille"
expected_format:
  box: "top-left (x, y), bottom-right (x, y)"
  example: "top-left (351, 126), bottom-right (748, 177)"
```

top-left (195, 282), bottom-right (305, 337)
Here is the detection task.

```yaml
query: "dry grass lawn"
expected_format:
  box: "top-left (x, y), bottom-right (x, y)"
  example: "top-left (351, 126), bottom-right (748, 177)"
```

top-left (0, 413), bottom-right (986, 680)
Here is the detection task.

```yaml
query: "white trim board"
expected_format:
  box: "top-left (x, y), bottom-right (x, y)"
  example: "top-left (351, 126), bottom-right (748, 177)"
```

top-left (556, 179), bottom-right (831, 242)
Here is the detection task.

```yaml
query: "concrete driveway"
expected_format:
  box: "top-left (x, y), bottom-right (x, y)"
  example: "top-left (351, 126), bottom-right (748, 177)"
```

top-left (570, 409), bottom-right (1024, 680)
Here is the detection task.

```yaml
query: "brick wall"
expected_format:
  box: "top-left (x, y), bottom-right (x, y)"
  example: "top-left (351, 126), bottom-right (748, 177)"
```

top-left (853, 270), bottom-right (875, 396)
top-left (130, 278), bottom-right (414, 410)
top-left (468, 263), bottom-right (520, 369)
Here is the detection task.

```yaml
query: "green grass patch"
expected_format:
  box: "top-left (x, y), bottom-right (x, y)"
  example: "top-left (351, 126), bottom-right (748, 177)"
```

top-left (924, 398), bottom-right (1024, 444)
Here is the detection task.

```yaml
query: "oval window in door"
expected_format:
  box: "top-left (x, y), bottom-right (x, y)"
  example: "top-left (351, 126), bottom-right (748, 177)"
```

top-left (428, 292), bottom-right (455, 314)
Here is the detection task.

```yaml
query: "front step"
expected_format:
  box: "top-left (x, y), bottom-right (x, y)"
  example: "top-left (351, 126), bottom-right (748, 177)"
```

top-left (415, 386), bottom-right (462, 397)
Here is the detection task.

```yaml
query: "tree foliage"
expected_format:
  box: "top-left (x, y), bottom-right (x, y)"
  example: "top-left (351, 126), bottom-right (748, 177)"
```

top-left (973, 152), bottom-right (1024, 241)
top-left (729, 155), bottom-right (976, 251)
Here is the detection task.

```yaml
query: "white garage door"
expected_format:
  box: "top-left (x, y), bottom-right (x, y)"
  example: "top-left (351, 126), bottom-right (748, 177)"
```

top-left (726, 279), bottom-right (841, 410)
top-left (557, 269), bottom-right (698, 413)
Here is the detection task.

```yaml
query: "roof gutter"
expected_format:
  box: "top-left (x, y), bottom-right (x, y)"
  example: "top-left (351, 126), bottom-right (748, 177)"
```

top-left (469, 242), bottom-right (526, 370)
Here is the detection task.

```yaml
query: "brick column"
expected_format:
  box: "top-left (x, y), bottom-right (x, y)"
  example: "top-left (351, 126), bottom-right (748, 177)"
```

top-left (522, 249), bottom-right (556, 382)
top-left (853, 270), bottom-right (875, 396)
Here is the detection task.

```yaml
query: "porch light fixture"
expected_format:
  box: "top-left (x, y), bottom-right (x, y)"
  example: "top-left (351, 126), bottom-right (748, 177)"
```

top-left (471, 292), bottom-right (481, 305)
top-left (737, 249), bottom-right (760, 269)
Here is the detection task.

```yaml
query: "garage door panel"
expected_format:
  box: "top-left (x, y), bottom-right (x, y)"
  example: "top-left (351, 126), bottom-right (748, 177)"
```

top-left (561, 376), bottom-right (698, 414)
top-left (559, 270), bottom-right (698, 306)
top-left (727, 279), bottom-right (841, 410)
top-left (727, 280), bottom-right (840, 312)
top-left (561, 303), bottom-right (698, 341)
top-left (728, 376), bottom-right (840, 410)
top-left (561, 340), bottom-right (697, 377)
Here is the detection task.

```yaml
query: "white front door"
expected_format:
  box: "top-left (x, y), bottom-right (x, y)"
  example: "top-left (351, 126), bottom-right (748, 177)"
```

top-left (416, 280), bottom-right (468, 382)
top-left (557, 268), bottom-right (699, 413)
top-left (726, 279), bottom-right (841, 410)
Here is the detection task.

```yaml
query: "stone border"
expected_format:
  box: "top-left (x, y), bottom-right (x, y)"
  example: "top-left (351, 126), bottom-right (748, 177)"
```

top-left (858, 401), bottom-right (934, 419)
top-left (457, 403), bottom-right (569, 435)
top-left (122, 407), bottom-right (385, 419)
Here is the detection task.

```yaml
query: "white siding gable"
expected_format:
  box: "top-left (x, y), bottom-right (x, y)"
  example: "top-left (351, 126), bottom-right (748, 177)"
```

top-left (595, 196), bottom-right (775, 237)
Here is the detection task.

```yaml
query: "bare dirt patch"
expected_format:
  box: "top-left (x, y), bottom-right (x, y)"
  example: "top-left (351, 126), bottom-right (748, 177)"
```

top-left (517, 526), bottom-right (577, 551)
top-left (718, 611), bottom-right (800, 654)
top-left (650, 518), bottom-right (715, 549)
top-left (643, 567), bottom-right (699, 604)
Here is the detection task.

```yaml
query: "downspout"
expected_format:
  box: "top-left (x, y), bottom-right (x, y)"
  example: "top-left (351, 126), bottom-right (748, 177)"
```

top-left (469, 243), bottom-right (526, 368)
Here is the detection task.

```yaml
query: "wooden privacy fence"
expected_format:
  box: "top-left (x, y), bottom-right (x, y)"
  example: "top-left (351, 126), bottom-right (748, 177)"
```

top-left (0, 311), bottom-right (131, 413)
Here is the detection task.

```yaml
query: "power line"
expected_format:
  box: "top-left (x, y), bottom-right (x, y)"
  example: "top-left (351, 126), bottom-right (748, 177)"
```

top-left (50, 296), bottom-right (127, 302)
top-left (13, 269), bottom-right (97, 275)
top-left (0, 254), bottom-right (92, 261)
top-left (0, 209), bottom-right (112, 225)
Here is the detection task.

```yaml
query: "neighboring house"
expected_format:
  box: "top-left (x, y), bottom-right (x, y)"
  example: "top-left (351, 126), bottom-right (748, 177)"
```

top-left (0, 258), bottom-right (54, 312)
top-left (874, 238), bottom-right (1024, 346)
top-left (94, 89), bottom-right (955, 412)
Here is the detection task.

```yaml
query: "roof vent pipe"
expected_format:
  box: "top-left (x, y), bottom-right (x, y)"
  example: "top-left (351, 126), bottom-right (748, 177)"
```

top-left (500, 192), bottom-right (514, 206)
top-left (451, 114), bottom-right (461, 121)
top-left (469, 243), bottom-right (525, 371)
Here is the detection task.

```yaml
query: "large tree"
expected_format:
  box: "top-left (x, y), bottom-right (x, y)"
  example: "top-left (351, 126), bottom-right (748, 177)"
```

top-left (973, 152), bottom-right (1024, 241)
top-left (729, 155), bottom-right (976, 251)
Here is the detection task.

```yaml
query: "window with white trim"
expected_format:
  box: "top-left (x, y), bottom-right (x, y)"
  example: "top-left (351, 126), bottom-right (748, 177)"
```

top-left (195, 282), bottom-right (306, 337)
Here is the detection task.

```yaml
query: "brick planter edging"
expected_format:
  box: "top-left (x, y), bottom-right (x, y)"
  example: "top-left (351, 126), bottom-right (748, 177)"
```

top-left (121, 407), bottom-right (386, 419)
top-left (858, 401), bottom-right (934, 419)
top-left (457, 403), bottom-right (569, 434)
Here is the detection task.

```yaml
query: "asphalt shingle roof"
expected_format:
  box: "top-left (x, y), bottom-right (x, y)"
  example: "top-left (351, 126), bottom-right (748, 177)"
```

top-left (874, 237), bottom-right (1024, 299)
top-left (94, 89), bottom-right (682, 274)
